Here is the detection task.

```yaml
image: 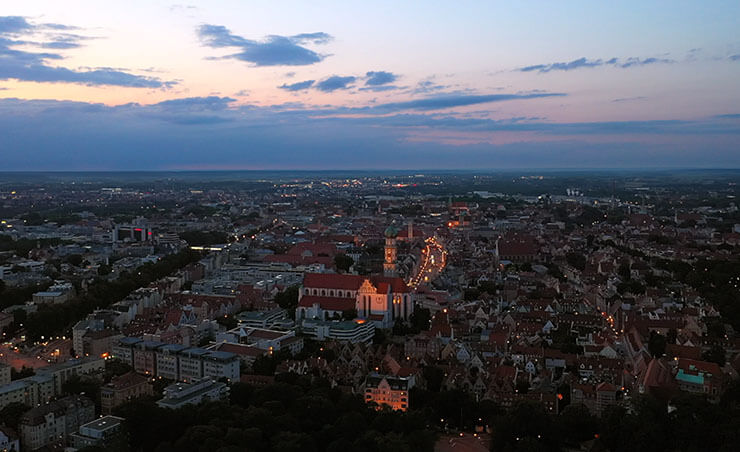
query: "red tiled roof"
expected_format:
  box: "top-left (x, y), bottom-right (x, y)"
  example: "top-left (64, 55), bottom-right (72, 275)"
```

top-left (298, 295), bottom-right (355, 311)
top-left (678, 358), bottom-right (722, 376)
top-left (302, 273), bottom-right (409, 293)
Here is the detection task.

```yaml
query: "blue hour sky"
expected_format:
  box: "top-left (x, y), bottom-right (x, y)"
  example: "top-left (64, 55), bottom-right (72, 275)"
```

top-left (1, 1), bottom-right (739, 170)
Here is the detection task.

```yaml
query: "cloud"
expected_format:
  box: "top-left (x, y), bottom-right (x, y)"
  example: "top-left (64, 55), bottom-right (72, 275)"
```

top-left (278, 79), bottom-right (314, 91)
top-left (197, 24), bottom-right (332, 66)
top-left (365, 71), bottom-right (397, 86)
top-left (612, 96), bottom-right (648, 103)
top-left (518, 56), bottom-right (675, 73)
top-left (729, 54), bottom-right (740, 61)
top-left (0, 16), bottom-right (175, 88)
top-left (315, 75), bottom-right (356, 92)
top-left (370, 92), bottom-right (565, 112)
top-left (0, 16), bottom-right (31, 34)
top-left (1, 97), bottom-right (738, 170)
top-left (618, 57), bottom-right (673, 68)
top-left (154, 96), bottom-right (234, 111)
top-left (520, 57), bottom-right (603, 72)
top-left (410, 79), bottom-right (449, 94)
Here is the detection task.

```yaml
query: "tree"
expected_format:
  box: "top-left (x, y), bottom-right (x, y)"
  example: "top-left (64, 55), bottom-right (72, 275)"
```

top-left (409, 307), bottom-right (431, 332)
top-left (275, 285), bottom-right (300, 312)
top-left (66, 254), bottom-right (84, 267)
top-left (341, 308), bottom-right (357, 320)
top-left (334, 254), bottom-right (354, 273)
top-left (11, 366), bottom-right (35, 381)
top-left (566, 252), bottom-right (587, 271)
top-left (0, 402), bottom-right (30, 430)
top-left (648, 331), bottom-right (667, 358)
top-left (422, 366), bottom-right (444, 392)
top-left (618, 262), bottom-right (631, 281)
top-left (666, 328), bottom-right (678, 345)
top-left (702, 344), bottom-right (726, 367)
top-left (97, 264), bottom-right (111, 276)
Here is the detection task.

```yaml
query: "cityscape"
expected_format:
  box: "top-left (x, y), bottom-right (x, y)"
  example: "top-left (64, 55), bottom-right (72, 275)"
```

top-left (1, 2), bottom-right (740, 452)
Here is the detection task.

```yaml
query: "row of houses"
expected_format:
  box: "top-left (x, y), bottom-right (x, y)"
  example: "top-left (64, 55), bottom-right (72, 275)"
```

top-left (112, 337), bottom-right (240, 382)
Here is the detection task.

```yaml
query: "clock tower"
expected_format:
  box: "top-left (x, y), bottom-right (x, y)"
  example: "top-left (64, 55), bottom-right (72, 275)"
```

top-left (383, 225), bottom-right (399, 277)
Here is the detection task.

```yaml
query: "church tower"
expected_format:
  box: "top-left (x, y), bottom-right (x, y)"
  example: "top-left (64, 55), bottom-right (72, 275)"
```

top-left (383, 225), bottom-right (399, 277)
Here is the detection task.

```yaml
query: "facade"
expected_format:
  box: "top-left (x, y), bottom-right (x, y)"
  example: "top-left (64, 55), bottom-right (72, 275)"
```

top-left (675, 358), bottom-right (725, 398)
top-left (113, 337), bottom-right (240, 382)
top-left (0, 358), bottom-right (103, 410)
top-left (0, 364), bottom-right (10, 386)
top-left (70, 416), bottom-right (125, 449)
top-left (156, 378), bottom-right (229, 409)
top-left (19, 395), bottom-right (95, 451)
top-left (216, 326), bottom-right (303, 354)
top-left (364, 373), bottom-right (411, 411)
top-left (300, 319), bottom-right (375, 343)
top-left (296, 273), bottom-right (413, 328)
top-left (100, 372), bottom-right (153, 414)
top-left (383, 225), bottom-right (399, 277)
top-left (0, 426), bottom-right (19, 452)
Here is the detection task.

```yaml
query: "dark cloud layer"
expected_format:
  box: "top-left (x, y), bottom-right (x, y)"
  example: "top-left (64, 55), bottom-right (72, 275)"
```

top-left (198, 24), bottom-right (332, 66)
top-left (1, 97), bottom-right (737, 170)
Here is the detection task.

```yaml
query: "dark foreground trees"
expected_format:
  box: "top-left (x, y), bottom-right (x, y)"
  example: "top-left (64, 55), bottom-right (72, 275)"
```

top-left (115, 377), bottom-right (436, 452)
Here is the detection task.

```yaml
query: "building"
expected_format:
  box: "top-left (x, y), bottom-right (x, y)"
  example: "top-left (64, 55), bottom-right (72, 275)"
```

top-left (70, 416), bottom-right (125, 449)
top-left (296, 273), bottom-right (413, 328)
top-left (300, 318), bottom-right (375, 343)
top-left (0, 426), bottom-right (19, 452)
top-left (19, 395), bottom-right (95, 451)
top-left (35, 357), bottom-right (106, 395)
top-left (675, 358), bottom-right (725, 398)
top-left (100, 372), bottom-right (153, 414)
top-left (113, 218), bottom-right (153, 243)
top-left (216, 326), bottom-right (303, 355)
top-left (0, 364), bottom-right (10, 386)
top-left (32, 281), bottom-right (76, 305)
top-left (235, 308), bottom-right (290, 329)
top-left (365, 373), bottom-right (411, 411)
top-left (0, 358), bottom-right (104, 410)
top-left (112, 337), bottom-right (240, 382)
top-left (156, 378), bottom-right (229, 409)
top-left (383, 225), bottom-right (399, 277)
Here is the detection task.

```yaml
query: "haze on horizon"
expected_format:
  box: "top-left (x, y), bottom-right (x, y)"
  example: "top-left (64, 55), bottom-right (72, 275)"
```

top-left (1, 1), bottom-right (739, 171)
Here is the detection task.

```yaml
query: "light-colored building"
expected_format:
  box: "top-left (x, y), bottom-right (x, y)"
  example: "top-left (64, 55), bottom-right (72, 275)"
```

top-left (156, 378), bottom-right (228, 409)
top-left (19, 395), bottom-right (95, 451)
top-left (70, 415), bottom-right (125, 449)
top-left (113, 337), bottom-right (240, 382)
top-left (300, 319), bottom-right (375, 343)
top-left (364, 373), bottom-right (411, 412)
top-left (0, 358), bottom-right (103, 410)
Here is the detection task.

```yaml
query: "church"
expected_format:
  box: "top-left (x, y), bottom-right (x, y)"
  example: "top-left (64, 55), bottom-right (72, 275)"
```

top-left (296, 273), bottom-right (413, 328)
top-left (295, 225), bottom-right (413, 328)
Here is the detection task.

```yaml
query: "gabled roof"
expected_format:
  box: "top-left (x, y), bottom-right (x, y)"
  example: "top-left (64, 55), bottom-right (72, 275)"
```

top-left (303, 273), bottom-right (409, 293)
top-left (299, 295), bottom-right (355, 311)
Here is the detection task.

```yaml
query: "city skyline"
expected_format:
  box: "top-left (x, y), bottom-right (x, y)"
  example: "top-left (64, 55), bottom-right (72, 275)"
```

top-left (1, 1), bottom-right (740, 170)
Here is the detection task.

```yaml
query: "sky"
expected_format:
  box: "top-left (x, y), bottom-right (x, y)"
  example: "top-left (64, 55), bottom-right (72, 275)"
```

top-left (1, 1), bottom-right (739, 170)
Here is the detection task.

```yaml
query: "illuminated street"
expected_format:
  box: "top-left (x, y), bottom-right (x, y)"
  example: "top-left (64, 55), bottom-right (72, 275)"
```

top-left (409, 236), bottom-right (447, 289)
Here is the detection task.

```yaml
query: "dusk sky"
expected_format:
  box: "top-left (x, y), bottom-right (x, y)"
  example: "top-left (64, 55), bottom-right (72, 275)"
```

top-left (1, 1), bottom-right (739, 170)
